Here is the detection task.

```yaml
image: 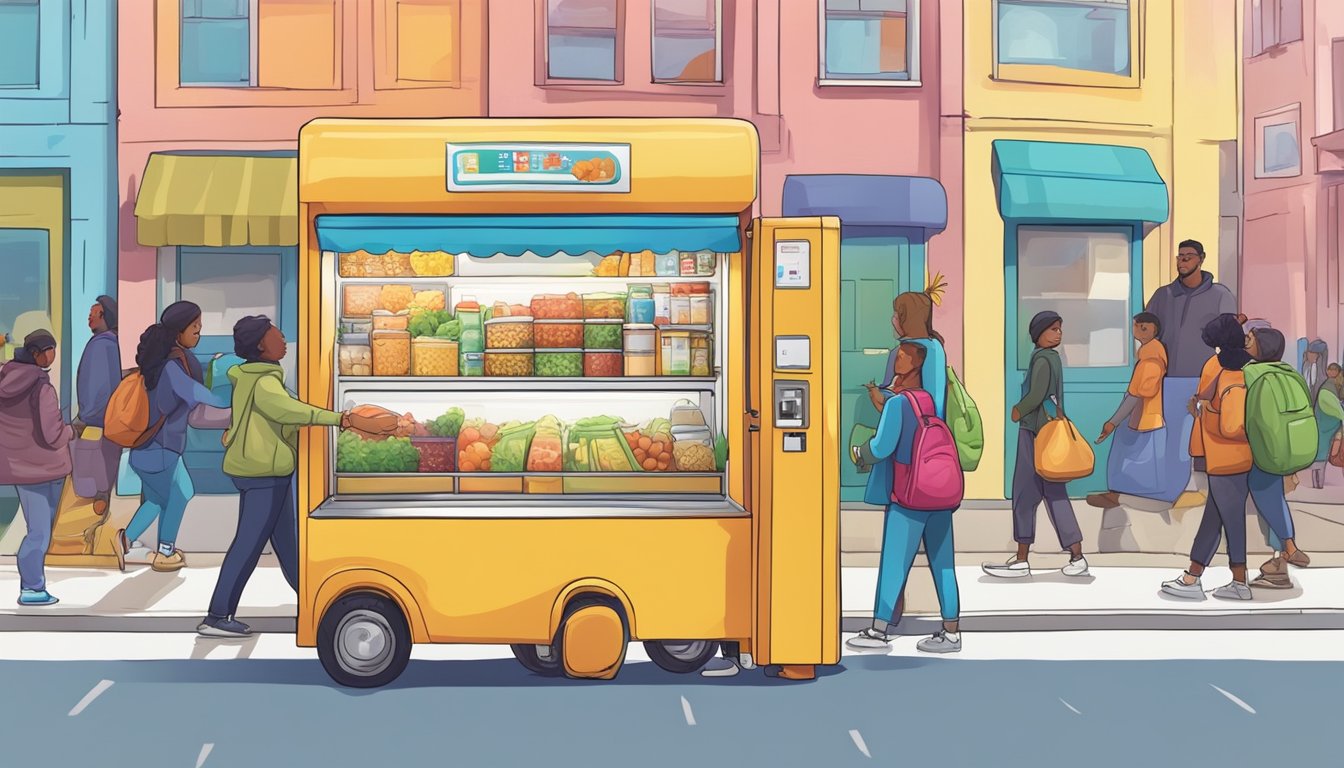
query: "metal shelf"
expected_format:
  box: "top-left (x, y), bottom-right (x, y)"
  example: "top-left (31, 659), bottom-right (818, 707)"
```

top-left (335, 275), bottom-right (716, 285)
top-left (335, 376), bottom-right (720, 392)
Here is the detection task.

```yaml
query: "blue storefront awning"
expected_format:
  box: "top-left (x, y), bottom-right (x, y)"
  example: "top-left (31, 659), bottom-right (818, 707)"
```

top-left (991, 140), bottom-right (1169, 223)
top-left (780, 175), bottom-right (948, 237)
top-left (314, 214), bottom-right (742, 257)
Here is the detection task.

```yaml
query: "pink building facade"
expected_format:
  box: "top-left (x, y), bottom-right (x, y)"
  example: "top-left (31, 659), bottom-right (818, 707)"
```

top-left (1243, 0), bottom-right (1344, 363)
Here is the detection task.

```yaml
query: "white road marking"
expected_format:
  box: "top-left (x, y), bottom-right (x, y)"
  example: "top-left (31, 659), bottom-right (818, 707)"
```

top-left (68, 679), bottom-right (114, 716)
top-left (849, 729), bottom-right (871, 759)
top-left (1060, 698), bottom-right (1081, 715)
top-left (1210, 684), bottom-right (1257, 714)
top-left (680, 696), bottom-right (696, 726)
top-left (195, 744), bottom-right (214, 768)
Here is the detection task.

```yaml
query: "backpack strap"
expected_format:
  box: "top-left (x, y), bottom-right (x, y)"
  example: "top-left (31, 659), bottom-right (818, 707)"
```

top-left (901, 389), bottom-right (936, 420)
top-left (26, 379), bottom-right (58, 451)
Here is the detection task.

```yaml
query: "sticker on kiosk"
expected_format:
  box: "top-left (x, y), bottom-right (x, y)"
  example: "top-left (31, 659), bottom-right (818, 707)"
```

top-left (774, 240), bottom-right (811, 288)
top-left (447, 143), bottom-right (631, 192)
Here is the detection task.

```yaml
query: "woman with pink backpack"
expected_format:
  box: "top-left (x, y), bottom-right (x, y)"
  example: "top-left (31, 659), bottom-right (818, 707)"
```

top-left (846, 341), bottom-right (964, 655)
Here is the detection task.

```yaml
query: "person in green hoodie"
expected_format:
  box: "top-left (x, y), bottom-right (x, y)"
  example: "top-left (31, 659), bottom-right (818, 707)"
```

top-left (198, 316), bottom-right (397, 638)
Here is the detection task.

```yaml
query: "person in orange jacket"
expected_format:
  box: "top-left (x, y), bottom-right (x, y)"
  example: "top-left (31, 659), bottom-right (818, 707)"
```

top-left (1090, 312), bottom-right (1168, 508)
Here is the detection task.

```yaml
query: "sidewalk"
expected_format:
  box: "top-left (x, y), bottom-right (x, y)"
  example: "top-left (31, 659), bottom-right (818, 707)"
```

top-left (5, 554), bottom-right (1343, 634)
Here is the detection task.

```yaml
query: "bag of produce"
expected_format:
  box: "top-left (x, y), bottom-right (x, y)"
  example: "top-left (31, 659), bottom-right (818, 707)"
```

top-left (527, 416), bottom-right (565, 472)
top-left (491, 420), bottom-right (537, 473)
top-left (412, 407), bottom-right (463, 473)
top-left (457, 418), bottom-right (500, 472)
top-left (624, 418), bottom-right (676, 472)
top-left (565, 416), bottom-right (635, 472)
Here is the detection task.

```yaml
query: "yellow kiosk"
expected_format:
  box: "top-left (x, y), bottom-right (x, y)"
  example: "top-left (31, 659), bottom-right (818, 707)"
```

top-left (296, 118), bottom-right (840, 687)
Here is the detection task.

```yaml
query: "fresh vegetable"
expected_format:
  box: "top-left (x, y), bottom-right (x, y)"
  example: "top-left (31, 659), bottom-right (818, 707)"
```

top-left (714, 432), bottom-right (728, 471)
top-left (426, 407), bottom-right (465, 438)
top-left (535, 350), bottom-right (582, 377)
top-left (336, 431), bottom-right (421, 473)
top-left (410, 309), bottom-right (454, 339)
top-left (491, 421), bottom-right (537, 472)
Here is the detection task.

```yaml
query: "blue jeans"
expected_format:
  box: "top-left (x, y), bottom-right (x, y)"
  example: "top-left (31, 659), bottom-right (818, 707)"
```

top-left (1248, 465), bottom-right (1293, 551)
top-left (874, 507), bottom-right (959, 628)
top-left (15, 479), bottom-right (64, 592)
top-left (207, 474), bottom-right (300, 619)
top-left (126, 448), bottom-right (193, 551)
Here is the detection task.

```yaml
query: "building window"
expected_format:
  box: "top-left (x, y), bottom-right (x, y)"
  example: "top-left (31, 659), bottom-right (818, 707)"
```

top-left (1252, 0), bottom-right (1303, 56)
top-left (1016, 226), bottom-right (1133, 369)
top-left (180, 0), bottom-right (343, 89)
top-left (544, 0), bottom-right (622, 82)
top-left (652, 0), bottom-right (721, 83)
top-left (994, 0), bottom-right (1137, 87)
top-left (374, 0), bottom-right (462, 90)
top-left (1255, 105), bottom-right (1302, 178)
top-left (0, 229), bottom-right (50, 363)
top-left (818, 0), bottom-right (920, 85)
top-left (0, 0), bottom-right (41, 89)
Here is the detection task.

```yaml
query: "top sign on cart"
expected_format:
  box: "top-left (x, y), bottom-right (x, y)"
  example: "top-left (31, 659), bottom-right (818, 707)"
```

top-left (446, 143), bottom-right (631, 193)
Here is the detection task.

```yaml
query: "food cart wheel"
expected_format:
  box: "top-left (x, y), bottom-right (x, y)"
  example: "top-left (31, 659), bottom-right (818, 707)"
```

top-left (510, 644), bottom-right (563, 677)
top-left (554, 595), bottom-right (629, 681)
top-left (643, 640), bottom-right (721, 674)
top-left (317, 591), bottom-right (412, 689)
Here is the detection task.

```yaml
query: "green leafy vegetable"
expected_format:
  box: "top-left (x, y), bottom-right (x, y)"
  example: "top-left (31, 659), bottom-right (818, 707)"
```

top-left (434, 318), bottom-right (462, 341)
top-left (336, 431), bottom-right (421, 473)
top-left (427, 407), bottom-right (465, 438)
top-left (410, 309), bottom-right (455, 339)
top-left (713, 433), bottom-right (728, 472)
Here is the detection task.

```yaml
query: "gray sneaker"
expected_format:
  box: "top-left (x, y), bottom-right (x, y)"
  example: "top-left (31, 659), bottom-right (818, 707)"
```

top-left (699, 657), bottom-right (741, 678)
top-left (845, 628), bottom-right (892, 652)
top-left (1211, 580), bottom-right (1253, 601)
top-left (1160, 573), bottom-right (1206, 600)
top-left (982, 557), bottom-right (1031, 579)
top-left (916, 631), bottom-right (962, 654)
top-left (197, 616), bottom-right (252, 638)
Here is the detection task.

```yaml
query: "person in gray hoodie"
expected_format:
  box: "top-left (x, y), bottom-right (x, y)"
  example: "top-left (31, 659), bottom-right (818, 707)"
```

top-left (1141, 239), bottom-right (1237, 506)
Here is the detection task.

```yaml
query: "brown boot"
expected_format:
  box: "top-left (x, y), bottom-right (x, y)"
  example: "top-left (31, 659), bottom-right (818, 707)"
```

top-left (1250, 556), bottom-right (1293, 589)
top-left (1086, 492), bottom-right (1121, 509)
top-left (1286, 549), bottom-right (1312, 568)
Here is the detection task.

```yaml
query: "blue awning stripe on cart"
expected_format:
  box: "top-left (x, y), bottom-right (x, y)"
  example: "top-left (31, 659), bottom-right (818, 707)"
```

top-left (315, 214), bottom-right (743, 256)
top-left (991, 140), bottom-right (1170, 223)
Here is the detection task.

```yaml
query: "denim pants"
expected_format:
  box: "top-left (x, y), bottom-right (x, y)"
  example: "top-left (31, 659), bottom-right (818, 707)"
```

top-left (126, 449), bottom-right (193, 550)
top-left (874, 507), bottom-right (960, 627)
top-left (208, 474), bottom-right (300, 619)
top-left (1011, 429), bottom-right (1084, 550)
top-left (1248, 465), bottom-right (1293, 552)
top-left (15, 479), bottom-right (64, 592)
top-left (1190, 472), bottom-right (1250, 567)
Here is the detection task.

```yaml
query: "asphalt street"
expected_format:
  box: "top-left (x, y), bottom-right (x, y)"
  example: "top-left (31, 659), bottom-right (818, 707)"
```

top-left (2, 643), bottom-right (1341, 768)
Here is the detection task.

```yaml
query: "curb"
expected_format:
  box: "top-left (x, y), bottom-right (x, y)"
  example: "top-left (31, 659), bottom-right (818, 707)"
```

top-left (0, 616), bottom-right (297, 633)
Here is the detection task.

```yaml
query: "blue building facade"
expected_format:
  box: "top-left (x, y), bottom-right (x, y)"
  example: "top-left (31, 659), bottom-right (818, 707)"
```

top-left (0, 0), bottom-right (117, 515)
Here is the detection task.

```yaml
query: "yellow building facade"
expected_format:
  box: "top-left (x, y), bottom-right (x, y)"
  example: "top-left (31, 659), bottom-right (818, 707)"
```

top-left (961, 0), bottom-right (1240, 499)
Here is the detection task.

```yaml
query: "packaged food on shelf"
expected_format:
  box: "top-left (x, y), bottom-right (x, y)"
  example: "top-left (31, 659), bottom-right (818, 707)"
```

top-left (371, 329), bottom-right (411, 376)
top-left (582, 292), bottom-right (626, 319)
top-left (641, 251), bottom-right (657, 276)
top-left (624, 351), bottom-right (656, 377)
top-left (490, 421), bottom-right (538, 473)
top-left (689, 332), bottom-right (712, 377)
top-left (379, 284), bottom-right (415, 314)
top-left (669, 399), bottom-right (709, 428)
top-left (409, 251), bottom-right (455, 277)
top-left (624, 418), bottom-right (675, 471)
top-left (485, 317), bottom-right (535, 349)
top-left (372, 310), bottom-right (410, 331)
top-left (339, 316), bottom-right (372, 335)
top-left (623, 324), bottom-right (657, 353)
top-left (672, 281), bottom-right (712, 296)
top-left (336, 431), bottom-right (421, 474)
top-left (583, 350), bottom-right (622, 377)
top-left (656, 252), bottom-right (679, 277)
top-left (696, 251), bottom-right (716, 276)
top-left (342, 285), bottom-right (381, 317)
top-left (530, 293), bottom-right (582, 319)
top-left (338, 252), bottom-right (413, 278)
top-left (411, 338), bottom-right (459, 376)
top-left (689, 293), bottom-right (712, 325)
top-left (535, 349), bottom-right (583, 377)
top-left (595, 253), bottom-right (622, 277)
top-left (653, 284), bottom-right (671, 325)
top-left (680, 252), bottom-right (698, 276)
top-left (534, 320), bottom-right (582, 348)
top-left (669, 294), bottom-right (691, 325)
top-left (484, 349), bottom-right (535, 377)
top-left (408, 289), bottom-right (446, 313)
top-left (566, 416), bottom-right (638, 472)
top-left (583, 319), bottom-right (623, 350)
top-left (460, 351), bottom-right (484, 377)
top-left (457, 420), bottom-right (500, 472)
top-left (486, 301), bottom-right (532, 319)
top-left (411, 435), bottom-right (457, 473)
top-left (627, 285), bottom-right (655, 323)
top-left (527, 415), bottom-right (565, 472)
top-left (338, 333), bottom-right (372, 376)
top-left (456, 299), bottom-right (484, 353)
top-left (672, 426), bottom-right (716, 472)
top-left (661, 331), bottom-right (691, 376)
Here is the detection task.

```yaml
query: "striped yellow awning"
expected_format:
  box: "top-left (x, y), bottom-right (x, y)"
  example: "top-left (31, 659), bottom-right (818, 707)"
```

top-left (134, 153), bottom-right (298, 247)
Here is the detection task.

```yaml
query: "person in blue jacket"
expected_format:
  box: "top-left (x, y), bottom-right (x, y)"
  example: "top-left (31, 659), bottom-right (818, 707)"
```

top-left (73, 296), bottom-right (122, 514)
top-left (846, 342), bottom-right (961, 654)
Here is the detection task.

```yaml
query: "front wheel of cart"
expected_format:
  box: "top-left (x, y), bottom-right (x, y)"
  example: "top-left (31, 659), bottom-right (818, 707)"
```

top-left (643, 640), bottom-right (721, 674)
top-left (510, 644), bottom-right (563, 677)
top-left (554, 595), bottom-right (629, 681)
top-left (317, 591), bottom-right (412, 689)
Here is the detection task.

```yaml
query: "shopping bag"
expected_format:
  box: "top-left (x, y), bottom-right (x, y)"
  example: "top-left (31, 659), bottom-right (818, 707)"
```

top-left (1330, 433), bottom-right (1344, 468)
top-left (1034, 402), bottom-right (1095, 483)
top-left (848, 424), bottom-right (876, 473)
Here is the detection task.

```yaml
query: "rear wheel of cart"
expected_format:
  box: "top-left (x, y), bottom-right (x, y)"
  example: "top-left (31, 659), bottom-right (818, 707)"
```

top-left (643, 640), bottom-right (720, 674)
top-left (510, 644), bottom-right (563, 677)
top-left (317, 591), bottom-right (412, 689)
top-left (554, 595), bottom-right (629, 681)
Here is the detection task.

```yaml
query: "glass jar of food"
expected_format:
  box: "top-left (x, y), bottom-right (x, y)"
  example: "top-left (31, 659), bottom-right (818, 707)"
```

top-left (371, 329), bottom-right (411, 376)
top-left (338, 333), bottom-right (372, 377)
top-left (342, 285), bottom-right (381, 317)
top-left (624, 351), bottom-right (656, 377)
top-left (535, 349), bottom-right (583, 377)
top-left (484, 349), bottom-right (535, 377)
top-left (412, 338), bottom-right (459, 376)
top-left (411, 436), bottom-right (457, 472)
top-left (582, 292), bottom-right (627, 319)
top-left (485, 317), bottom-right (535, 349)
top-left (534, 320), bottom-right (583, 348)
top-left (672, 426), bottom-right (717, 471)
top-left (583, 350), bottom-right (623, 377)
top-left (583, 319), bottom-right (623, 350)
top-left (372, 310), bottom-right (410, 331)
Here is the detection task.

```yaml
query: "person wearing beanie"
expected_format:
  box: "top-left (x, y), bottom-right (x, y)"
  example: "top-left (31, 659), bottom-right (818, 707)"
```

top-left (0, 330), bottom-right (75, 606)
top-left (73, 295), bottom-right (123, 514)
top-left (984, 310), bottom-right (1089, 579)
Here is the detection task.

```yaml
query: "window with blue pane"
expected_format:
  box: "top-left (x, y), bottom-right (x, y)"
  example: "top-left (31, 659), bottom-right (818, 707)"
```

top-left (0, 229), bottom-right (50, 362)
top-left (546, 0), bottom-right (620, 82)
top-left (0, 0), bottom-right (40, 89)
top-left (180, 0), bottom-right (252, 86)
top-left (1263, 122), bottom-right (1300, 174)
top-left (997, 0), bottom-right (1131, 77)
top-left (822, 0), bottom-right (915, 81)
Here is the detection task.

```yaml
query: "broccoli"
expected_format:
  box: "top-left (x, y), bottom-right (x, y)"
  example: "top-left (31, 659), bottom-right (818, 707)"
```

top-left (427, 407), bottom-right (465, 438)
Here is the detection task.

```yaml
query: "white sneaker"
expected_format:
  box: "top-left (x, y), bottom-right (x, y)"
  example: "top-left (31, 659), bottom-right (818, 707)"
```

top-left (1211, 581), bottom-right (1253, 601)
top-left (125, 541), bottom-right (154, 565)
top-left (1061, 556), bottom-right (1090, 577)
top-left (700, 657), bottom-right (741, 678)
top-left (982, 557), bottom-right (1030, 578)
top-left (1160, 573), bottom-right (1206, 600)
top-left (916, 631), bottom-right (962, 654)
top-left (845, 628), bottom-right (892, 652)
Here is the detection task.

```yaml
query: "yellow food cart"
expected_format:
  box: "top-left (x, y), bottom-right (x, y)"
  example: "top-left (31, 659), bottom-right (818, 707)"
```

top-left (296, 117), bottom-right (840, 687)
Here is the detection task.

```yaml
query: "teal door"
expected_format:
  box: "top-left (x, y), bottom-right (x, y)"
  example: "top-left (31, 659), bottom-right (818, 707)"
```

top-left (1004, 224), bottom-right (1142, 497)
top-left (840, 232), bottom-right (925, 503)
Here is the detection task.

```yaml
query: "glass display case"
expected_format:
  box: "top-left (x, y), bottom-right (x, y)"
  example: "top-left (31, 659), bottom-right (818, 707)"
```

top-left (328, 248), bottom-right (729, 500)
